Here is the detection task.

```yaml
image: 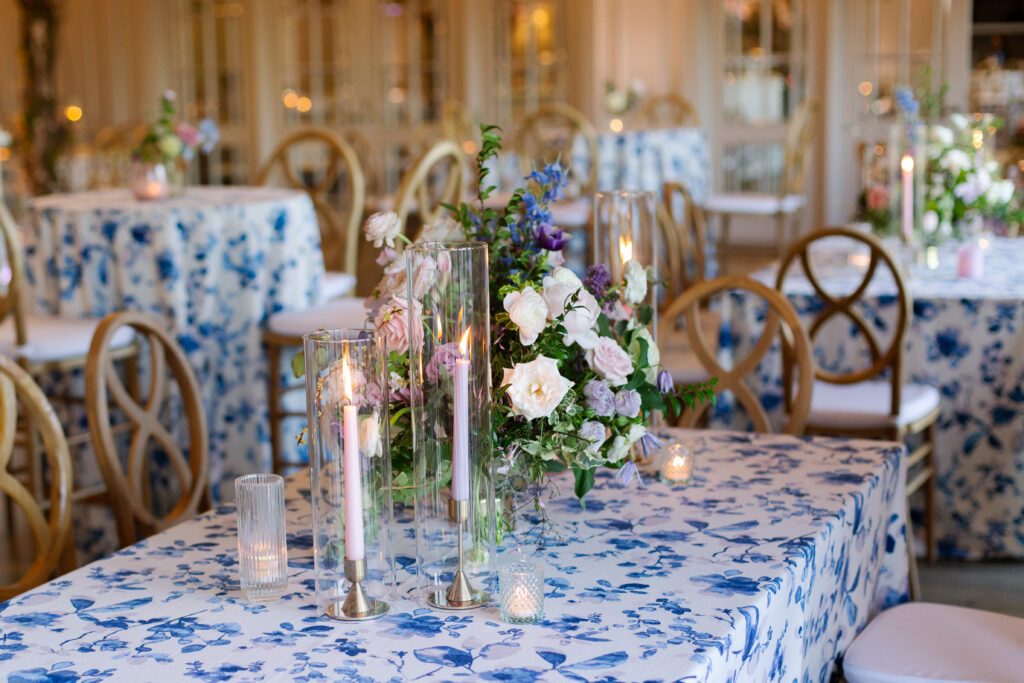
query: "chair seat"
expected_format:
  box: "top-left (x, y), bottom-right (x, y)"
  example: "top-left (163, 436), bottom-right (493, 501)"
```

top-left (322, 271), bottom-right (357, 300)
top-left (805, 380), bottom-right (940, 430)
top-left (844, 602), bottom-right (1024, 683)
top-left (266, 297), bottom-right (368, 338)
top-left (0, 315), bottom-right (135, 364)
top-left (703, 192), bottom-right (806, 216)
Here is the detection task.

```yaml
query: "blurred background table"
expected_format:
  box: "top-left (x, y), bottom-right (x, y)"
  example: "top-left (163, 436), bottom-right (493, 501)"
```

top-left (23, 186), bottom-right (327, 497)
top-left (722, 236), bottom-right (1024, 559)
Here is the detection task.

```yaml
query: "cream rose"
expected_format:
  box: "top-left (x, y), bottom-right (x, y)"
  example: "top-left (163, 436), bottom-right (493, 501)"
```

top-left (503, 286), bottom-right (548, 346)
top-left (586, 336), bottom-right (634, 386)
top-left (607, 435), bottom-right (630, 462)
top-left (501, 355), bottom-right (573, 420)
top-left (541, 267), bottom-right (585, 319)
top-left (561, 288), bottom-right (601, 349)
top-left (359, 413), bottom-right (382, 458)
top-left (622, 259), bottom-right (648, 305)
top-left (365, 211), bottom-right (402, 248)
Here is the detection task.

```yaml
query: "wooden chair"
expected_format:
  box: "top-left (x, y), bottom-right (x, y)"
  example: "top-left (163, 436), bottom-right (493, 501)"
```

top-left (636, 94), bottom-right (699, 128)
top-left (705, 99), bottom-right (818, 258)
top-left (777, 226), bottom-right (938, 598)
top-left (441, 100), bottom-right (478, 152)
top-left (658, 275), bottom-right (813, 435)
top-left (393, 139), bottom-right (469, 238)
top-left (0, 202), bottom-right (137, 506)
top-left (0, 353), bottom-right (73, 600)
top-left (255, 127), bottom-right (364, 299)
top-left (513, 103), bottom-right (599, 198)
top-left (85, 311), bottom-right (210, 547)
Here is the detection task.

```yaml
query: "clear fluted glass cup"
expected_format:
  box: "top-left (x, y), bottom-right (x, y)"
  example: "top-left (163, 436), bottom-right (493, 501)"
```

top-left (235, 473), bottom-right (288, 602)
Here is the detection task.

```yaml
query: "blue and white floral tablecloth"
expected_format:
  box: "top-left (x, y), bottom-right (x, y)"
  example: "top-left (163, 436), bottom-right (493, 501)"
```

top-left (23, 187), bottom-right (325, 497)
top-left (723, 237), bottom-right (1024, 559)
top-left (0, 428), bottom-right (908, 682)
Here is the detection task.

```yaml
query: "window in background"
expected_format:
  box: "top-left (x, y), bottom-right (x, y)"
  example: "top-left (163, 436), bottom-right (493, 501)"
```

top-left (970, 0), bottom-right (1024, 167)
top-left (177, 0), bottom-right (248, 185)
top-left (494, 0), bottom-right (567, 124)
top-left (720, 0), bottom-right (809, 193)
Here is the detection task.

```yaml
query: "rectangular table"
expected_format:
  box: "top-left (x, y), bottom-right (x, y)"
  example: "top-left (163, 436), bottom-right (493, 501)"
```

top-left (0, 429), bottom-right (908, 681)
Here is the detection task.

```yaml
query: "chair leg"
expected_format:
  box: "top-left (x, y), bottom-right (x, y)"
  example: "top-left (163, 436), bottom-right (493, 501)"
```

top-left (905, 498), bottom-right (921, 601)
top-left (267, 342), bottom-right (284, 475)
top-left (925, 420), bottom-right (937, 563)
top-left (718, 214), bottom-right (731, 270)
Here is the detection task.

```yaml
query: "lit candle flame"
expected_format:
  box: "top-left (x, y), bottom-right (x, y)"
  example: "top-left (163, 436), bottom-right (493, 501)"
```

top-left (459, 327), bottom-right (471, 357)
top-left (670, 454), bottom-right (686, 468)
top-left (901, 155), bottom-right (914, 173)
top-left (342, 350), bottom-right (352, 402)
top-left (619, 236), bottom-right (633, 264)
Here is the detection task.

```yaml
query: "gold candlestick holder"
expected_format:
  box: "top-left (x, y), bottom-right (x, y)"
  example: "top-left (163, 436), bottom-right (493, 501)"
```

top-left (427, 499), bottom-right (490, 609)
top-left (325, 558), bottom-right (389, 621)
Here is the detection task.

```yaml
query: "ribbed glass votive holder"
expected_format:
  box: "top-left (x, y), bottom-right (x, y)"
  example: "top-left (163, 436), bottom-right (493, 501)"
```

top-left (498, 560), bottom-right (544, 624)
top-left (236, 473), bottom-right (288, 602)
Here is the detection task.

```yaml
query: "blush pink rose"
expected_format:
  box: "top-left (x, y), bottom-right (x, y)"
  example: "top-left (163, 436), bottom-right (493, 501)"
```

top-left (374, 296), bottom-right (420, 355)
top-left (866, 185), bottom-right (889, 211)
top-left (585, 336), bottom-right (634, 386)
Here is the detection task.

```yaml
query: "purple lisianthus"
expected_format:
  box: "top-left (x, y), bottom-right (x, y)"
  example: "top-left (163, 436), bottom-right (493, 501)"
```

top-left (584, 264), bottom-right (611, 300)
top-left (426, 342), bottom-right (461, 382)
top-left (613, 389), bottom-right (641, 418)
top-left (579, 421), bottom-right (606, 450)
top-left (535, 222), bottom-right (567, 251)
top-left (583, 379), bottom-right (615, 417)
top-left (657, 369), bottom-right (674, 394)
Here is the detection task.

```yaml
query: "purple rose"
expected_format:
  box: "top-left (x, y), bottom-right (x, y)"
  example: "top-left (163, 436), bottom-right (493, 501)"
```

top-left (584, 264), bottom-right (610, 300)
top-left (583, 379), bottom-right (615, 417)
top-left (614, 389), bottom-right (641, 418)
top-left (535, 222), bottom-right (567, 251)
top-left (579, 420), bottom-right (606, 450)
top-left (426, 342), bottom-right (461, 382)
top-left (657, 369), bottom-right (674, 394)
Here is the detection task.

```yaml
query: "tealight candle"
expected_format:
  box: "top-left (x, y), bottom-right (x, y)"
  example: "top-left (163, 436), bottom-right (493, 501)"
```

top-left (659, 443), bottom-right (694, 485)
top-left (848, 252), bottom-right (871, 268)
top-left (236, 473), bottom-right (288, 602)
top-left (499, 560), bottom-right (544, 624)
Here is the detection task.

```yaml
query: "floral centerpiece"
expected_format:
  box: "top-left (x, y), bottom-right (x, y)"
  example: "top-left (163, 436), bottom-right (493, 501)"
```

top-left (131, 90), bottom-right (219, 197)
top-left (335, 126), bottom-right (714, 514)
top-left (604, 79), bottom-right (645, 117)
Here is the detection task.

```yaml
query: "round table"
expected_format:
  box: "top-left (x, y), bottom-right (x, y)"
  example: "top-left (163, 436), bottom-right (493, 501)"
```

top-left (24, 186), bottom-right (325, 498)
top-left (723, 236), bottom-right (1024, 559)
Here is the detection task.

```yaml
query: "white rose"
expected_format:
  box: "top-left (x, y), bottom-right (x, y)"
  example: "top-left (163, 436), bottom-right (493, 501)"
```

top-left (986, 179), bottom-right (1014, 207)
top-left (417, 216), bottom-right (465, 243)
top-left (975, 168), bottom-right (992, 194)
top-left (359, 413), bottom-right (382, 458)
top-left (922, 210), bottom-right (939, 234)
top-left (501, 355), bottom-right (573, 420)
top-left (364, 211), bottom-right (402, 248)
top-left (941, 149), bottom-right (970, 175)
top-left (503, 286), bottom-right (548, 346)
top-left (607, 435), bottom-right (630, 462)
top-left (561, 288), bottom-right (601, 349)
top-left (950, 113), bottom-right (968, 130)
top-left (622, 259), bottom-right (648, 305)
top-left (541, 267), bottom-right (585, 319)
top-left (929, 125), bottom-right (953, 148)
top-left (586, 336), bottom-right (634, 386)
top-left (626, 423), bottom-right (647, 444)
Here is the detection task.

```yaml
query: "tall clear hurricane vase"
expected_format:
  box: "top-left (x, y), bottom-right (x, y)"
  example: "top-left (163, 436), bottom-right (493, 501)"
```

top-left (235, 473), bottom-right (288, 603)
top-left (305, 329), bottom-right (395, 621)
top-left (407, 241), bottom-right (496, 609)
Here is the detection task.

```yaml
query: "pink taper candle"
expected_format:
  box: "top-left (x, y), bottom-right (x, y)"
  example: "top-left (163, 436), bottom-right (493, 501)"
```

top-left (901, 154), bottom-right (914, 242)
top-left (452, 328), bottom-right (471, 501)
top-left (341, 356), bottom-right (364, 561)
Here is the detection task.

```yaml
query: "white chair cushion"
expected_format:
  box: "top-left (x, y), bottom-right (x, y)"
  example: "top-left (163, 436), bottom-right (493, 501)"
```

top-left (844, 602), bottom-right (1024, 683)
top-left (703, 192), bottom-right (806, 215)
top-left (266, 297), bottom-right (368, 337)
top-left (322, 271), bottom-right (357, 300)
top-left (805, 380), bottom-right (940, 430)
top-left (0, 315), bottom-right (135, 364)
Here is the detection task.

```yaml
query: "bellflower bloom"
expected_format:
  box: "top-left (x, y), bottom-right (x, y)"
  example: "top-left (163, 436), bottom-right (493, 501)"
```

top-left (657, 369), bottom-right (674, 393)
top-left (640, 432), bottom-right (663, 458)
top-left (583, 379), bottom-right (615, 417)
top-left (615, 460), bottom-right (644, 488)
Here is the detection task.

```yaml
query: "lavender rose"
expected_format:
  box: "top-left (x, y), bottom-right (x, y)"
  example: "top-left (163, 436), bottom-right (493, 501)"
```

top-left (579, 420), bottom-right (607, 451)
top-left (583, 379), bottom-right (616, 417)
top-left (614, 389), bottom-right (641, 418)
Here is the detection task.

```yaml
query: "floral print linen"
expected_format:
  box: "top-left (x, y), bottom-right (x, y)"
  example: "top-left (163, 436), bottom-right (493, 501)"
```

top-left (0, 428), bottom-right (908, 682)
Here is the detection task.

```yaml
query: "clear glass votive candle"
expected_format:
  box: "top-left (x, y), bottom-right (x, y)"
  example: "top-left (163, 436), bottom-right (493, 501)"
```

top-left (659, 441), bottom-right (694, 486)
top-left (499, 560), bottom-right (544, 624)
top-left (236, 473), bottom-right (288, 602)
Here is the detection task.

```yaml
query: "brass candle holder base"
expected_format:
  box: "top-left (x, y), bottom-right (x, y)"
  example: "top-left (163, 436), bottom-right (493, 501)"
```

top-left (427, 498), bottom-right (489, 610)
top-left (325, 558), bottom-right (389, 621)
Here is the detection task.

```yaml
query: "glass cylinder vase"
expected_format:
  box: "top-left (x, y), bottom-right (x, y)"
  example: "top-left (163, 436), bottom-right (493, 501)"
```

top-left (407, 241), bottom-right (495, 610)
top-left (305, 329), bottom-right (394, 621)
top-left (592, 190), bottom-right (660, 336)
top-left (129, 161), bottom-right (170, 201)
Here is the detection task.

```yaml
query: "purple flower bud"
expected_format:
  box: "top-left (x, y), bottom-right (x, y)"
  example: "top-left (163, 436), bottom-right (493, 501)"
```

top-left (657, 369), bottom-right (674, 394)
top-left (583, 379), bottom-right (615, 417)
top-left (614, 389), bottom-right (642, 418)
top-left (535, 222), bottom-right (567, 251)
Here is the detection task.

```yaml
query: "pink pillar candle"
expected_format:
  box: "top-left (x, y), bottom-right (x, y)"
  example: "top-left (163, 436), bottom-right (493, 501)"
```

top-left (957, 243), bottom-right (984, 281)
